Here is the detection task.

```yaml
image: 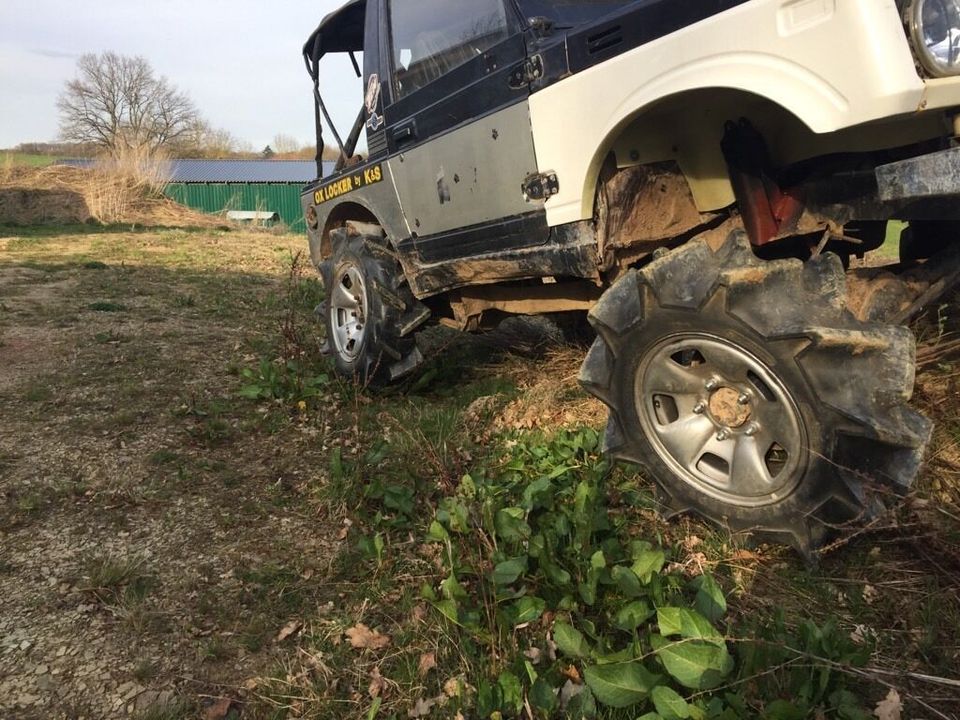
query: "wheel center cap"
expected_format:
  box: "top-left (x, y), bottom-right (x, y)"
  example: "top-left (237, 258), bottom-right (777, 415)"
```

top-left (709, 387), bottom-right (751, 428)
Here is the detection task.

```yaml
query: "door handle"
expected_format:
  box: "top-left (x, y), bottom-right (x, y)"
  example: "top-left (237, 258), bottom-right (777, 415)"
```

top-left (392, 121), bottom-right (417, 145)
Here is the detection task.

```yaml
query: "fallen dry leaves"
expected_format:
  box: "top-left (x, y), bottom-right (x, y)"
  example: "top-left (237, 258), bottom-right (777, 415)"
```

top-left (275, 620), bottom-right (302, 643)
top-left (204, 697), bottom-right (234, 720)
top-left (407, 696), bottom-right (436, 718)
top-left (418, 652), bottom-right (437, 677)
top-left (345, 623), bottom-right (391, 650)
top-left (368, 666), bottom-right (386, 698)
top-left (873, 688), bottom-right (902, 720)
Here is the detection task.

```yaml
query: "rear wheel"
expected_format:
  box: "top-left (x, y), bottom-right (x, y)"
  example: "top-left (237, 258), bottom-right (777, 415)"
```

top-left (579, 231), bottom-right (931, 555)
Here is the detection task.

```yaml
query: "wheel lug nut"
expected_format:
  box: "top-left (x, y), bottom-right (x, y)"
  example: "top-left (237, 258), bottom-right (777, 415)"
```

top-left (745, 423), bottom-right (759, 437)
top-left (737, 392), bottom-right (751, 405)
top-left (705, 378), bottom-right (720, 391)
top-left (693, 401), bottom-right (706, 414)
top-left (716, 428), bottom-right (731, 441)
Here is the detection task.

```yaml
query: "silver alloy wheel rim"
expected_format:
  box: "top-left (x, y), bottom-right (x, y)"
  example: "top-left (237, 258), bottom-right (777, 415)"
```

top-left (329, 263), bottom-right (368, 361)
top-left (635, 333), bottom-right (807, 507)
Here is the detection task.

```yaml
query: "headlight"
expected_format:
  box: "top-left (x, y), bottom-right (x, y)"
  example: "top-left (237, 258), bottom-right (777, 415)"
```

top-left (908, 0), bottom-right (960, 76)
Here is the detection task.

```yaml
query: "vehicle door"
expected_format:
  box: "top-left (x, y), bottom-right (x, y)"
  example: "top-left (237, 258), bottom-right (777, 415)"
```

top-left (381, 0), bottom-right (547, 263)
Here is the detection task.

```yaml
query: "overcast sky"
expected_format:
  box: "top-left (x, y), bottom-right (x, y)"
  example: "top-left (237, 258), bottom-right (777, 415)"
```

top-left (0, 0), bottom-right (364, 150)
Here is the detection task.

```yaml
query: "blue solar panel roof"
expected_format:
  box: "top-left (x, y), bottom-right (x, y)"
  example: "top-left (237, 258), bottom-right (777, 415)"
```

top-left (59, 158), bottom-right (334, 183)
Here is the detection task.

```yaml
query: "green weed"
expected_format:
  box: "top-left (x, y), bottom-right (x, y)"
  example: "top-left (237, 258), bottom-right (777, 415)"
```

top-left (88, 300), bottom-right (126, 312)
top-left (80, 555), bottom-right (153, 605)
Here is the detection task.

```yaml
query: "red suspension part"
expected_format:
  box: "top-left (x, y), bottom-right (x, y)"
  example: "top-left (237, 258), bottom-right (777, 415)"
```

top-left (721, 119), bottom-right (803, 246)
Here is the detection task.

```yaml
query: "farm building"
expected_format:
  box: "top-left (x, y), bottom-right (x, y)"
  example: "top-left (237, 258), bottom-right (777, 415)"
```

top-left (163, 160), bottom-right (329, 231)
top-left (60, 158), bottom-right (333, 230)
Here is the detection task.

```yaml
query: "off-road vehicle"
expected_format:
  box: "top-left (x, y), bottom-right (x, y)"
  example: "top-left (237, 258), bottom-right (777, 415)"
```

top-left (300, 0), bottom-right (960, 553)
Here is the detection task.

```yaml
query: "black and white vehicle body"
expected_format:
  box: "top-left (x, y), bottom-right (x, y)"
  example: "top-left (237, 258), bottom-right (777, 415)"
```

top-left (301, 0), bottom-right (960, 554)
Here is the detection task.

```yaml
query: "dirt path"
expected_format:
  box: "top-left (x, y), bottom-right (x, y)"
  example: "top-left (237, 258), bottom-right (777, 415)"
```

top-left (0, 230), bottom-right (342, 718)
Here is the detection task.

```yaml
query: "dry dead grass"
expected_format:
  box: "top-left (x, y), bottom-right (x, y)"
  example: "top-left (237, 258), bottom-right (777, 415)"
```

top-left (0, 154), bottom-right (219, 227)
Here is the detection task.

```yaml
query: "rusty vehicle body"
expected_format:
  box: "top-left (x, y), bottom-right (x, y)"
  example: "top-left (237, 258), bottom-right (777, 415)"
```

top-left (300, 0), bottom-right (960, 552)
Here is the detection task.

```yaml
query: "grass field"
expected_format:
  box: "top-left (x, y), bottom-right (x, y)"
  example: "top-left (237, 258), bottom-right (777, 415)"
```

top-left (1, 151), bottom-right (61, 168)
top-left (1, 225), bottom-right (959, 719)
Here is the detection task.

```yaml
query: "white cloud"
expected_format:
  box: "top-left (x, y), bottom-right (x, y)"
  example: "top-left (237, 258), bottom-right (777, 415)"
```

top-left (0, 0), bottom-right (364, 149)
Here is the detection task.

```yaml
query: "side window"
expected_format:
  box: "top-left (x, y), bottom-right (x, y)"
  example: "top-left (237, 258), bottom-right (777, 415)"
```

top-left (389, 0), bottom-right (511, 100)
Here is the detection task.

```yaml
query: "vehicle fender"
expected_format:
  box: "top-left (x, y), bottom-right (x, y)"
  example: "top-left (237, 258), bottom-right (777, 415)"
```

top-left (529, 0), bottom-right (923, 224)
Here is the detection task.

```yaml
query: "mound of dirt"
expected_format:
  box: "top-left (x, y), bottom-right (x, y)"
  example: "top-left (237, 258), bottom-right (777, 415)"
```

top-left (0, 165), bottom-right (218, 228)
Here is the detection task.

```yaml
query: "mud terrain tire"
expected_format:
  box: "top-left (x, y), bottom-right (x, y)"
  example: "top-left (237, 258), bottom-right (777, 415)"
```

top-left (579, 231), bottom-right (932, 554)
top-left (320, 230), bottom-right (426, 385)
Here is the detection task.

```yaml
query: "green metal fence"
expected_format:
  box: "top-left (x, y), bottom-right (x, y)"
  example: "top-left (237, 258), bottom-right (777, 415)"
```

top-left (165, 183), bottom-right (306, 231)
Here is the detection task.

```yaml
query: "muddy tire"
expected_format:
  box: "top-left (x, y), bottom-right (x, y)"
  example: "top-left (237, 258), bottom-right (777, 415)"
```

top-left (579, 231), bottom-right (932, 555)
top-left (319, 229), bottom-right (427, 385)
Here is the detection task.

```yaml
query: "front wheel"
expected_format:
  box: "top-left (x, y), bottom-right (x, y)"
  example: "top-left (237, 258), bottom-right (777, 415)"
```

top-left (319, 230), bottom-right (427, 385)
top-left (579, 232), bottom-right (931, 554)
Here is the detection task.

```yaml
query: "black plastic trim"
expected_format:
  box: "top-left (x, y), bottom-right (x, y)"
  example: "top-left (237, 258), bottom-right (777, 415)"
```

top-left (397, 211), bottom-right (549, 264)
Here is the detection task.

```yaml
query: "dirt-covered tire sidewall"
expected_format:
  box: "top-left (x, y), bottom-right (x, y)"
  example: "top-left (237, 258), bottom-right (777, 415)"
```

top-left (322, 235), bottom-right (405, 384)
top-left (608, 305), bottom-right (842, 541)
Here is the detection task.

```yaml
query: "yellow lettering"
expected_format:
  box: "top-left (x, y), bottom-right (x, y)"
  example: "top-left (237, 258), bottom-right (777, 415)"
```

top-left (315, 165), bottom-right (382, 204)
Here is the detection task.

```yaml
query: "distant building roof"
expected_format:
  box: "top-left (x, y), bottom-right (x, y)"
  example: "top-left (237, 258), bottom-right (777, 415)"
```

top-left (58, 158), bottom-right (333, 184)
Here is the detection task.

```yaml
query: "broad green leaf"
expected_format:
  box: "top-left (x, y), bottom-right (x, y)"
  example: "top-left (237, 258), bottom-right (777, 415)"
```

top-left (656, 608), bottom-right (723, 643)
top-left (631, 548), bottom-right (666, 583)
top-left (523, 660), bottom-right (538, 684)
top-left (528, 532), bottom-right (546, 558)
top-left (578, 578), bottom-right (597, 606)
top-left (498, 671), bottom-right (523, 714)
top-left (477, 679), bottom-right (502, 718)
top-left (238, 385), bottom-right (264, 399)
top-left (611, 566), bottom-right (643, 597)
top-left (554, 621), bottom-right (592, 658)
top-left (762, 700), bottom-right (807, 720)
top-left (542, 560), bottom-right (572, 586)
top-left (419, 582), bottom-right (436, 601)
top-left (590, 550), bottom-right (607, 570)
top-left (494, 507), bottom-right (531, 542)
top-left (433, 599), bottom-right (458, 624)
top-left (613, 600), bottom-right (655, 632)
top-left (441, 572), bottom-right (467, 601)
top-left (426, 520), bottom-right (449, 543)
top-left (566, 685), bottom-right (598, 719)
top-left (691, 574), bottom-right (727, 623)
top-left (636, 714), bottom-right (663, 720)
top-left (492, 557), bottom-right (527, 585)
top-left (652, 685), bottom-right (691, 720)
top-left (574, 480), bottom-right (597, 520)
top-left (511, 595), bottom-right (546, 625)
top-left (437, 498), bottom-right (470, 533)
top-left (828, 690), bottom-right (870, 720)
top-left (365, 696), bottom-right (381, 720)
top-left (545, 464), bottom-right (575, 480)
top-left (582, 662), bottom-right (660, 708)
top-left (530, 677), bottom-right (557, 713)
top-left (594, 647), bottom-right (636, 664)
top-left (629, 540), bottom-right (654, 558)
top-left (651, 634), bottom-right (733, 690)
top-left (458, 473), bottom-right (476, 498)
top-left (522, 477), bottom-right (553, 509)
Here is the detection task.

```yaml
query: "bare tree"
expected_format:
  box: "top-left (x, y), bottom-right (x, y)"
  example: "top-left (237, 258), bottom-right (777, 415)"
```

top-left (57, 52), bottom-right (201, 156)
top-left (271, 133), bottom-right (303, 155)
top-left (172, 120), bottom-right (250, 158)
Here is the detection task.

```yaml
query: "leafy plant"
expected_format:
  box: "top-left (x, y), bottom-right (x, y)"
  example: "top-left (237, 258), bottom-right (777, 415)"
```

top-left (412, 427), bottom-right (872, 719)
top-left (238, 357), bottom-right (329, 402)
